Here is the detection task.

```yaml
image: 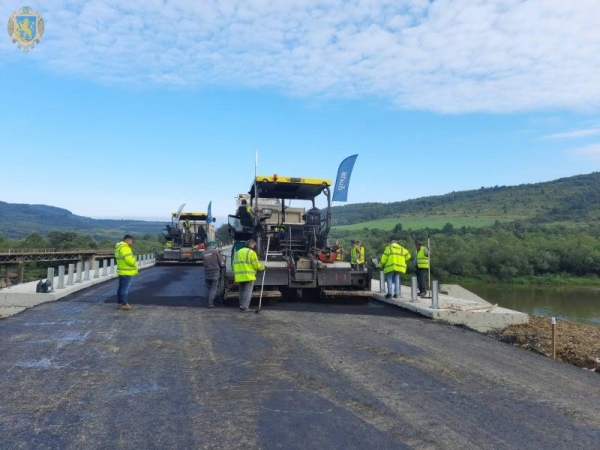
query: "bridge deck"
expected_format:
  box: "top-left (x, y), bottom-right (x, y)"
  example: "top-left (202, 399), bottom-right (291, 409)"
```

top-left (0, 266), bottom-right (598, 449)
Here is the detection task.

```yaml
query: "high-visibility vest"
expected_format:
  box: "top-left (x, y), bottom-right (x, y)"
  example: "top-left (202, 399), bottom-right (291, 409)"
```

top-left (115, 241), bottom-right (139, 276)
top-left (379, 243), bottom-right (411, 274)
top-left (351, 246), bottom-right (365, 264)
top-left (233, 247), bottom-right (264, 283)
top-left (417, 247), bottom-right (429, 269)
top-left (335, 247), bottom-right (344, 261)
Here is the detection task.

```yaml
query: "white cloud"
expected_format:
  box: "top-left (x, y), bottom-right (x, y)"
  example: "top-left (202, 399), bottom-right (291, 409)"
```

top-left (2, 0), bottom-right (600, 113)
top-left (543, 128), bottom-right (600, 140)
top-left (567, 143), bottom-right (600, 162)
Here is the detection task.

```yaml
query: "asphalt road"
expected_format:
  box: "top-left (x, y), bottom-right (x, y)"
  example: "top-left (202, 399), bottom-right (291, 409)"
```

top-left (0, 266), bottom-right (598, 450)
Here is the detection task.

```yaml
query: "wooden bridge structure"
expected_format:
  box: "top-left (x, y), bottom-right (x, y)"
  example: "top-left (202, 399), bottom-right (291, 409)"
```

top-left (0, 249), bottom-right (114, 286)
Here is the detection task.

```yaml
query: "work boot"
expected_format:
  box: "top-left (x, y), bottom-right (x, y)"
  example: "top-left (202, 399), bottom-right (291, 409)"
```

top-left (385, 294), bottom-right (392, 299)
top-left (393, 294), bottom-right (398, 299)
top-left (119, 304), bottom-right (132, 311)
top-left (207, 304), bottom-right (214, 309)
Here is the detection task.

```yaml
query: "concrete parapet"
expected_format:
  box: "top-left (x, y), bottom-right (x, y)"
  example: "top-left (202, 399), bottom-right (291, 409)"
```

top-left (371, 279), bottom-right (528, 332)
top-left (0, 260), bottom-right (155, 319)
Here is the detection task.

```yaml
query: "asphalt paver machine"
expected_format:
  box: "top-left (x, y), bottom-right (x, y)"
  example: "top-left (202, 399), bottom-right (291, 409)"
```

top-left (223, 175), bottom-right (372, 302)
top-left (158, 211), bottom-right (216, 264)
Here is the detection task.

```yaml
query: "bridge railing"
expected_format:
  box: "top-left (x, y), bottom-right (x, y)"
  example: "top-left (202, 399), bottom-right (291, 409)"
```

top-left (0, 253), bottom-right (156, 290)
top-left (0, 248), bottom-right (57, 255)
top-left (0, 248), bottom-right (116, 255)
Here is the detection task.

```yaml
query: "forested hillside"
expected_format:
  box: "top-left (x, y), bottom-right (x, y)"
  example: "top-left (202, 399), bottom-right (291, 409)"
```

top-left (332, 172), bottom-right (600, 226)
top-left (0, 201), bottom-right (164, 239)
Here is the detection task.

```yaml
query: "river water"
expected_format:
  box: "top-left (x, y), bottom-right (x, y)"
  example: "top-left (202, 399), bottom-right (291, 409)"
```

top-left (466, 284), bottom-right (600, 326)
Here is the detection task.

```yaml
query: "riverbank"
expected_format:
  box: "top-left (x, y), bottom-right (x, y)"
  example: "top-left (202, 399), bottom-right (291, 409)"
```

top-left (487, 316), bottom-right (600, 373)
top-left (450, 275), bottom-right (600, 286)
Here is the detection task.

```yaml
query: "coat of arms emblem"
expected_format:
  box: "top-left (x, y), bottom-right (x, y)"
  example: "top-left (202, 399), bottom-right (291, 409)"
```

top-left (7, 6), bottom-right (44, 52)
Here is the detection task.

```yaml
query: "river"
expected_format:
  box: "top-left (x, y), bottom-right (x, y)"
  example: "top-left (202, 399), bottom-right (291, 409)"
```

top-left (466, 284), bottom-right (600, 326)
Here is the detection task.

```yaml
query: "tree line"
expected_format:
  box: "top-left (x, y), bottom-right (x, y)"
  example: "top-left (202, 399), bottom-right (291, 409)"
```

top-left (330, 221), bottom-right (600, 283)
top-left (4, 221), bottom-right (600, 284)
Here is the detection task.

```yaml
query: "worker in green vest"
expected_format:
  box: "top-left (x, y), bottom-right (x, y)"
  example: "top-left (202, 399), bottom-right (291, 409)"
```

top-left (233, 239), bottom-right (265, 312)
top-left (415, 240), bottom-right (430, 297)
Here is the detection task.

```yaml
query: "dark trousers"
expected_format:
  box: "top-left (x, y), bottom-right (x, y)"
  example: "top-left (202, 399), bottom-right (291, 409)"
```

top-left (117, 275), bottom-right (133, 305)
top-left (416, 268), bottom-right (427, 294)
top-left (205, 274), bottom-right (220, 307)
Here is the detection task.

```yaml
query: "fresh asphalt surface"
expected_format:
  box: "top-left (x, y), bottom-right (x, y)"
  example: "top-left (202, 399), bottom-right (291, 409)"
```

top-left (0, 266), bottom-right (598, 450)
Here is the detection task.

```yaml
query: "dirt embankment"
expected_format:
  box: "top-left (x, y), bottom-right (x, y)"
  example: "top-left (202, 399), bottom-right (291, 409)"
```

top-left (487, 316), bottom-right (600, 374)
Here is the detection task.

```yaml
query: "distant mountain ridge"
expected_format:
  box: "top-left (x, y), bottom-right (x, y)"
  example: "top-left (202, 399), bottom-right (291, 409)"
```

top-left (3, 172), bottom-right (599, 239)
top-left (0, 201), bottom-right (165, 239)
top-left (331, 172), bottom-right (600, 227)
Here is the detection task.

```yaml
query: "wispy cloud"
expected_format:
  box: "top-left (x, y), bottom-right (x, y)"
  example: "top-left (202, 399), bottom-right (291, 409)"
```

top-left (567, 143), bottom-right (600, 162)
top-left (543, 128), bottom-right (600, 140)
top-left (2, 0), bottom-right (600, 113)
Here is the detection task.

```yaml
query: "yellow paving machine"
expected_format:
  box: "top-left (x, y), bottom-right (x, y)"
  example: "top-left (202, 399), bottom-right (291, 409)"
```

top-left (223, 175), bottom-right (372, 302)
top-left (158, 210), bottom-right (216, 264)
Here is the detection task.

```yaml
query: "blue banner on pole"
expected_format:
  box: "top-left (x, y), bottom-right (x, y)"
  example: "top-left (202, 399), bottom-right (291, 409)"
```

top-left (332, 154), bottom-right (358, 202)
top-left (207, 201), bottom-right (212, 224)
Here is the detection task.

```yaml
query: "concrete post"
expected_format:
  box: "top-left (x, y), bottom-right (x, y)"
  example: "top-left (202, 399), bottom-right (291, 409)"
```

top-left (379, 271), bottom-right (385, 293)
top-left (431, 280), bottom-right (439, 309)
top-left (57, 265), bottom-right (65, 289)
top-left (67, 263), bottom-right (75, 286)
top-left (110, 259), bottom-right (115, 274)
top-left (17, 261), bottom-right (24, 285)
top-left (47, 267), bottom-right (55, 292)
top-left (411, 277), bottom-right (418, 302)
top-left (94, 261), bottom-right (100, 279)
top-left (102, 259), bottom-right (108, 276)
top-left (84, 262), bottom-right (90, 281)
top-left (75, 262), bottom-right (82, 283)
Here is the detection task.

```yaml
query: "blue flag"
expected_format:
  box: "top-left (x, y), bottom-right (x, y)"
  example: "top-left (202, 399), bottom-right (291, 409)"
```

top-left (207, 201), bottom-right (212, 224)
top-left (332, 154), bottom-right (358, 202)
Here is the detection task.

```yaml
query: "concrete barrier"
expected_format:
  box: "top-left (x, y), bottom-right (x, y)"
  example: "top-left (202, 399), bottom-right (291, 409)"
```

top-left (0, 254), bottom-right (156, 319)
top-left (371, 279), bottom-right (528, 332)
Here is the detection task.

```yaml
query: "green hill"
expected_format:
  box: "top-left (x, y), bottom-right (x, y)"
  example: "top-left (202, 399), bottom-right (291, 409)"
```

top-left (0, 201), bottom-right (165, 239)
top-left (332, 172), bottom-right (600, 229)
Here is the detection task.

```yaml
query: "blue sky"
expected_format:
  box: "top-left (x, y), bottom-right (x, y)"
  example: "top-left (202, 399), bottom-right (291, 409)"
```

top-left (2, 1), bottom-right (600, 223)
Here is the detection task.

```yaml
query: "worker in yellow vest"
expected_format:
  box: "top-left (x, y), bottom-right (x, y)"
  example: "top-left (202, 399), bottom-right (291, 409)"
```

top-left (351, 240), bottom-right (366, 271)
top-left (233, 239), bottom-right (265, 312)
top-left (378, 239), bottom-right (411, 299)
top-left (332, 240), bottom-right (347, 261)
top-left (415, 240), bottom-right (430, 297)
top-left (115, 234), bottom-right (138, 311)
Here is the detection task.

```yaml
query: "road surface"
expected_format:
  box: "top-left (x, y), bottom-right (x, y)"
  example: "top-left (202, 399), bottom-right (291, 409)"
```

top-left (0, 266), bottom-right (598, 449)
